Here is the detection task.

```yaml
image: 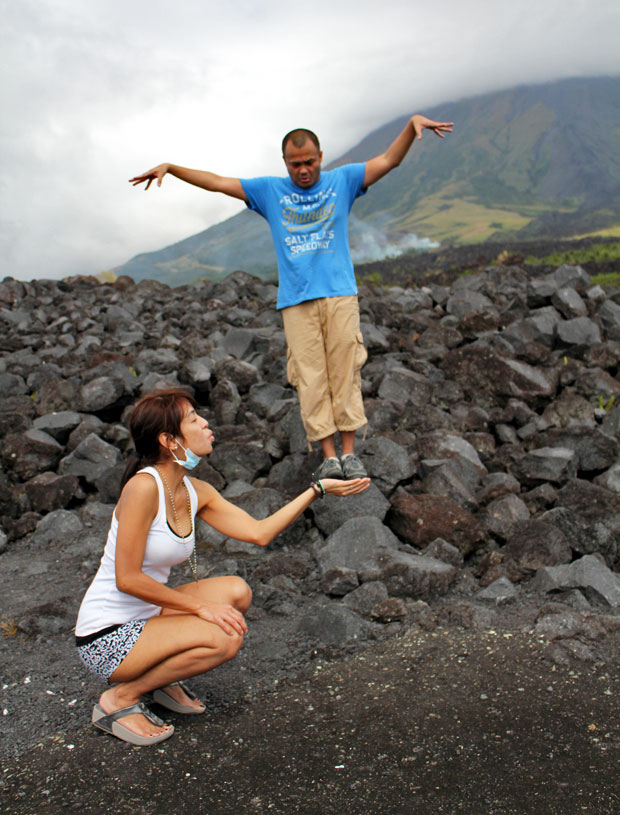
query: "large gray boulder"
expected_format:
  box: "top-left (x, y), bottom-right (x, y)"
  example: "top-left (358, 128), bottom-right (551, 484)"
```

top-left (24, 471), bottom-right (79, 513)
top-left (317, 516), bottom-right (400, 575)
top-left (556, 317), bottom-right (601, 347)
top-left (1, 429), bottom-right (64, 481)
top-left (446, 289), bottom-right (495, 318)
top-left (420, 463), bottom-right (478, 510)
top-left (248, 382), bottom-right (289, 419)
top-left (551, 287), bottom-right (588, 319)
top-left (342, 581), bottom-right (389, 618)
top-left (222, 327), bottom-right (258, 360)
top-left (361, 549), bottom-right (457, 600)
top-left (210, 379), bottom-right (241, 426)
top-left (503, 306), bottom-right (562, 349)
top-left (377, 367), bottom-right (432, 408)
top-left (541, 391), bottom-right (596, 428)
top-left (511, 446), bottom-right (577, 485)
top-left (296, 603), bottom-right (370, 646)
top-left (479, 493), bottom-right (530, 541)
top-left (575, 368), bottom-right (620, 401)
top-left (594, 464), bottom-right (620, 493)
top-left (311, 484), bottom-right (390, 536)
top-left (502, 519), bottom-right (572, 577)
top-left (416, 432), bottom-right (486, 484)
top-left (442, 346), bottom-right (558, 403)
top-left (208, 441), bottom-right (271, 483)
top-left (553, 264), bottom-right (590, 292)
top-left (357, 436), bottom-right (416, 494)
top-left (32, 411), bottom-right (81, 443)
top-left (181, 357), bottom-right (213, 391)
top-left (550, 481), bottom-right (620, 569)
top-left (214, 358), bottom-right (260, 394)
top-left (476, 576), bottom-right (518, 606)
top-left (31, 509), bottom-right (84, 548)
top-left (317, 516), bottom-right (456, 600)
top-left (533, 555), bottom-right (620, 608)
top-left (79, 376), bottom-right (126, 413)
top-left (58, 433), bottom-right (122, 485)
top-left (597, 299), bottom-right (620, 337)
top-left (265, 453), bottom-right (310, 498)
top-left (476, 472), bottom-right (521, 503)
top-left (134, 348), bottom-right (180, 375)
top-left (537, 428), bottom-right (619, 472)
top-left (0, 394), bottom-right (35, 436)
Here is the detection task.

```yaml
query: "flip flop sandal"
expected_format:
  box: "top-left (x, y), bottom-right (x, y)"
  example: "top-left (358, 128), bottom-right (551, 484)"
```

top-left (92, 702), bottom-right (174, 746)
top-left (148, 681), bottom-right (206, 715)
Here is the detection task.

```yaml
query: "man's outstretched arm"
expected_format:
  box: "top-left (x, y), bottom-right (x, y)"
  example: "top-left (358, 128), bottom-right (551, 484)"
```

top-left (363, 114), bottom-right (453, 188)
top-left (129, 163), bottom-right (248, 202)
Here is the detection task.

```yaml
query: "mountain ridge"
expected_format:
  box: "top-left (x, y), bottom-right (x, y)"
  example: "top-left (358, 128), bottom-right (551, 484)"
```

top-left (115, 75), bottom-right (620, 286)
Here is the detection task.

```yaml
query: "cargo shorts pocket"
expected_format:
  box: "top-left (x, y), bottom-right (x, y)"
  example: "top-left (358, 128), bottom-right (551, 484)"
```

top-left (286, 345), bottom-right (299, 388)
top-left (354, 331), bottom-right (368, 372)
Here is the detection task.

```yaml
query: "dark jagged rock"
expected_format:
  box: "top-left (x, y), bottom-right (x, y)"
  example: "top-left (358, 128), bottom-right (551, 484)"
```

top-left (442, 345), bottom-right (558, 404)
top-left (208, 441), bottom-right (272, 483)
top-left (58, 432), bottom-right (122, 485)
top-left (533, 554), bottom-right (620, 607)
top-left (311, 484), bottom-right (390, 536)
top-left (2, 429), bottom-right (63, 481)
top-left (32, 411), bottom-right (81, 443)
top-left (386, 491), bottom-right (485, 555)
top-left (502, 519), bottom-right (572, 577)
top-left (2, 255), bottom-right (620, 738)
top-left (24, 471), bottom-right (79, 513)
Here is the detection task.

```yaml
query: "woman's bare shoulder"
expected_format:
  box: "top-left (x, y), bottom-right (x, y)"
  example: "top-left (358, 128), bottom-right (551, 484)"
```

top-left (116, 471), bottom-right (159, 518)
top-left (187, 476), bottom-right (219, 508)
top-left (124, 470), bottom-right (159, 496)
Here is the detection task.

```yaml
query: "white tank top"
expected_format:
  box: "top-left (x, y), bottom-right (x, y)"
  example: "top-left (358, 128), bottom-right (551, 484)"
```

top-left (75, 466), bottom-right (198, 636)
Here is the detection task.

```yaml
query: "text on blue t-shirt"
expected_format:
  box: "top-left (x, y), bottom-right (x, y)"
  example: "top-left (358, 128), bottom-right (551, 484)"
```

top-left (240, 163), bottom-right (367, 309)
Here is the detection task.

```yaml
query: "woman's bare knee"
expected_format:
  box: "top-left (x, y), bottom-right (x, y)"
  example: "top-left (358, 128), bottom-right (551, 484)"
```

top-left (180, 631), bottom-right (244, 674)
top-left (174, 576), bottom-right (252, 613)
top-left (230, 577), bottom-right (252, 612)
top-left (215, 630), bottom-right (245, 663)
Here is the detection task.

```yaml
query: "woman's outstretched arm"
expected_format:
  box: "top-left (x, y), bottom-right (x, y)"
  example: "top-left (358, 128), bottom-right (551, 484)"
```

top-left (195, 477), bottom-right (370, 547)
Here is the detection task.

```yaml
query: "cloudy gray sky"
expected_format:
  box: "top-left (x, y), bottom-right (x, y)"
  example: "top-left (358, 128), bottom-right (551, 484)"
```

top-left (2, 0), bottom-right (619, 281)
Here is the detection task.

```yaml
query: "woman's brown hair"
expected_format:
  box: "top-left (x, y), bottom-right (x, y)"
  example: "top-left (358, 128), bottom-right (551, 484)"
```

top-left (121, 388), bottom-right (199, 488)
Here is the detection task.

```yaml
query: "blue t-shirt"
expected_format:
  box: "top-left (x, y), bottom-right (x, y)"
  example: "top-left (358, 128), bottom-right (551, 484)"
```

top-left (241, 163), bottom-right (367, 309)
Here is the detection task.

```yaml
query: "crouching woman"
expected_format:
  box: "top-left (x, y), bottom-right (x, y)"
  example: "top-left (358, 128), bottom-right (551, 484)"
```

top-left (75, 388), bottom-right (369, 746)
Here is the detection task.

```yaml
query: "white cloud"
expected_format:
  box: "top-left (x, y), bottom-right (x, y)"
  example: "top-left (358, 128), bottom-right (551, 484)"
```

top-left (1, 0), bottom-right (619, 280)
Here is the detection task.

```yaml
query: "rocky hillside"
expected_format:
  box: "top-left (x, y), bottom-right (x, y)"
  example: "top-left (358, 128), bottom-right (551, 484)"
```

top-left (2, 260), bottom-right (620, 757)
top-left (115, 76), bottom-right (620, 285)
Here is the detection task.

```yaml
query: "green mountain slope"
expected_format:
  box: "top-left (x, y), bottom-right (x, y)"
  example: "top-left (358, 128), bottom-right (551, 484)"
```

top-left (116, 76), bottom-right (620, 285)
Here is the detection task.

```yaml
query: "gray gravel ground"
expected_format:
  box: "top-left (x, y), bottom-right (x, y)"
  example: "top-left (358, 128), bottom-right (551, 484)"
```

top-left (3, 507), bottom-right (620, 813)
top-left (3, 627), bottom-right (620, 815)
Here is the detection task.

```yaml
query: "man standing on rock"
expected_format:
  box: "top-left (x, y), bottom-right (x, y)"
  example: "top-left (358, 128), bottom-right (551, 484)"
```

top-left (130, 114), bottom-right (453, 479)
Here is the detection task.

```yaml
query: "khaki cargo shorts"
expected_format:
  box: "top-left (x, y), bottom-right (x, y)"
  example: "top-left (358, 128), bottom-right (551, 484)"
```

top-left (281, 295), bottom-right (367, 443)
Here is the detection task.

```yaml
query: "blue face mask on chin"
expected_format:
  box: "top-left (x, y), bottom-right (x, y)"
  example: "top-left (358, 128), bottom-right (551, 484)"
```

top-left (171, 440), bottom-right (201, 470)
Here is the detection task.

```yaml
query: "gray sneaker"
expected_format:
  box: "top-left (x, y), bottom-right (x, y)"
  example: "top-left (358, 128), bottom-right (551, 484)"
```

top-left (315, 457), bottom-right (344, 480)
top-left (341, 454), bottom-right (367, 479)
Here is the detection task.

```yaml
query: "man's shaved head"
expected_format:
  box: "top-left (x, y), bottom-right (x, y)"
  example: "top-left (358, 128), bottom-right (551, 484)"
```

top-left (281, 128), bottom-right (321, 156)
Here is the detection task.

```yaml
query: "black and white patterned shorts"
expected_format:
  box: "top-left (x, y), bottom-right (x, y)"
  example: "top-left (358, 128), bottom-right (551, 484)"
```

top-left (75, 619), bottom-right (147, 682)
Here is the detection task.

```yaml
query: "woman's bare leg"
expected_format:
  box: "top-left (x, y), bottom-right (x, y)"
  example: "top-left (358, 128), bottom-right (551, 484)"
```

top-left (98, 576), bottom-right (251, 738)
top-left (155, 576), bottom-right (252, 710)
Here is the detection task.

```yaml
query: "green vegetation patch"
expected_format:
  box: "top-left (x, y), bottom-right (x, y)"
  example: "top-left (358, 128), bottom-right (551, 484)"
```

top-left (396, 195), bottom-right (532, 245)
top-left (591, 272), bottom-right (620, 288)
top-left (524, 241), bottom-right (620, 267)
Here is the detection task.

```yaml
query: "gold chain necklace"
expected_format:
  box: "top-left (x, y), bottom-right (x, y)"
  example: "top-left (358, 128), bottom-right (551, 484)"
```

top-left (154, 466), bottom-right (198, 582)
